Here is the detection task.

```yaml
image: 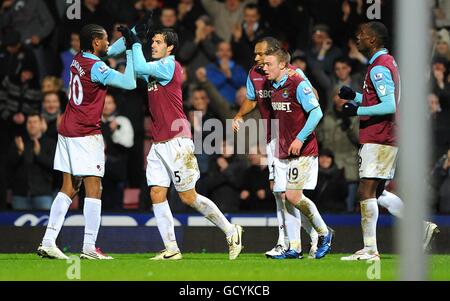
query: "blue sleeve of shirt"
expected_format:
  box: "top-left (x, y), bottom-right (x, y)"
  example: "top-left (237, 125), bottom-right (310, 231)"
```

top-left (246, 74), bottom-right (256, 100)
top-left (357, 66), bottom-right (396, 116)
top-left (91, 50), bottom-right (136, 90)
top-left (354, 92), bottom-right (363, 104)
top-left (106, 27), bottom-right (136, 57)
top-left (132, 43), bottom-right (175, 86)
top-left (296, 81), bottom-right (320, 113)
top-left (107, 37), bottom-right (126, 57)
top-left (295, 68), bottom-right (312, 86)
top-left (297, 106), bottom-right (323, 142)
top-left (296, 81), bottom-right (322, 142)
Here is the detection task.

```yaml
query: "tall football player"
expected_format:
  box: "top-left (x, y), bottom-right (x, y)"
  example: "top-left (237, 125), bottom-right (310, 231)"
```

top-left (37, 24), bottom-right (136, 260)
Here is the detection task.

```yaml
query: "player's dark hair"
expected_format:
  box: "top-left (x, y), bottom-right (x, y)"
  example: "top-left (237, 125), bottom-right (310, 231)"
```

top-left (365, 21), bottom-right (389, 48)
top-left (256, 36), bottom-right (282, 54)
top-left (154, 28), bottom-right (179, 54)
top-left (80, 24), bottom-right (106, 52)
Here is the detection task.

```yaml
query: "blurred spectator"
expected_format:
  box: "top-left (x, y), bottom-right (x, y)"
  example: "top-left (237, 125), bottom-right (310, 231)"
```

top-left (433, 0), bottom-right (450, 29)
top-left (347, 38), bottom-right (368, 72)
top-left (259, 0), bottom-right (307, 49)
top-left (101, 94), bottom-right (134, 210)
top-left (291, 50), bottom-right (309, 73)
top-left (201, 140), bottom-right (248, 212)
top-left (290, 49), bottom-right (328, 111)
top-left (41, 92), bottom-right (61, 140)
top-left (334, 0), bottom-right (363, 49)
top-left (178, 15), bottom-right (221, 83)
top-left (60, 32), bottom-right (80, 90)
top-left (430, 58), bottom-right (450, 96)
top-left (320, 57), bottom-right (363, 110)
top-left (0, 29), bottom-right (41, 135)
top-left (107, 77), bottom-right (146, 189)
top-left (186, 87), bottom-right (217, 181)
top-left (7, 113), bottom-right (56, 210)
top-left (317, 90), bottom-right (360, 212)
top-left (231, 3), bottom-right (267, 71)
top-left (176, 0), bottom-right (207, 33)
top-left (205, 41), bottom-right (247, 104)
top-left (158, 7), bottom-right (192, 56)
top-left (429, 93), bottom-right (450, 160)
top-left (196, 66), bottom-right (261, 153)
top-left (433, 28), bottom-right (450, 62)
top-left (201, 0), bottom-right (256, 42)
top-left (159, 7), bottom-right (178, 30)
top-left (306, 24), bottom-right (343, 76)
top-left (239, 149), bottom-right (274, 211)
top-left (432, 147), bottom-right (450, 213)
top-left (304, 148), bottom-right (347, 213)
top-left (41, 75), bottom-right (69, 111)
top-left (135, 0), bottom-right (162, 21)
top-left (0, 0), bottom-right (56, 79)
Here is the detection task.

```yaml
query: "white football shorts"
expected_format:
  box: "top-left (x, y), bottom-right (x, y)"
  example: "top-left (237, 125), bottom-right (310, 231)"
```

top-left (54, 134), bottom-right (105, 177)
top-left (281, 156), bottom-right (318, 191)
top-left (359, 143), bottom-right (398, 179)
top-left (146, 137), bottom-right (200, 192)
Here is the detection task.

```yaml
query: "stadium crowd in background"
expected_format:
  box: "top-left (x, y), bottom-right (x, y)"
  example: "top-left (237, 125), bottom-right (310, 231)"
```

top-left (0, 0), bottom-right (449, 213)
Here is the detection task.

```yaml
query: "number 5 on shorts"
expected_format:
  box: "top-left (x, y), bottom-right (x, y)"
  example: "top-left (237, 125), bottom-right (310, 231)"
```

top-left (174, 171), bottom-right (181, 183)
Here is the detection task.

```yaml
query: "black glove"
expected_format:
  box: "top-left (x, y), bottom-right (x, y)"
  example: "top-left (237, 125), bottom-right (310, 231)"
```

top-left (342, 102), bottom-right (359, 117)
top-left (135, 10), bottom-right (154, 40)
top-left (118, 26), bottom-right (141, 49)
top-left (130, 30), bottom-right (141, 45)
top-left (340, 117), bottom-right (351, 131)
top-left (117, 25), bottom-right (133, 49)
top-left (338, 86), bottom-right (356, 100)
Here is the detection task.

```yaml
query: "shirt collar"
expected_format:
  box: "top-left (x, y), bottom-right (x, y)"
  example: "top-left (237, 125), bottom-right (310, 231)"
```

top-left (369, 48), bottom-right (388, 64)
top-left (82, 51), bottom-right (101, 61)
top-left (272, 73), bottom-right (288, 89)
top-left (243, 22), bottom-right (259, 32)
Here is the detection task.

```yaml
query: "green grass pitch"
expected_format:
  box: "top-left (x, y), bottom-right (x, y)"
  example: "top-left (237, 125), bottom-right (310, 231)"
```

top-left (0, 253), bottom-right (449, 281)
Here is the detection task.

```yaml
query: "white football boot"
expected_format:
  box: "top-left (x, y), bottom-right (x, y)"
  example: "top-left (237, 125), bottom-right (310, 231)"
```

top-left (227, 224), bottom-right (243, 260)
top-left (423, 222), bottom-right (439, 251)
top-left (341, 249), bottom-right (380, 261)
top-left (37, 244), bottom-right (69, 260)
top-left (150, 249), bottom-right (183, 261)
top-left (80, 248), bottom-right (113, 260)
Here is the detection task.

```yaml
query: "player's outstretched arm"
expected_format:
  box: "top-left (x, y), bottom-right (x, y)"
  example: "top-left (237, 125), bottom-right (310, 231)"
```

top-left (106, 27), bottom-right (140, 58)
top-left (92, 50), bottom-right (136, 90)
top-left (132, 43), bottom-right (174, 84)
top-left (107, 9), bottom-right (153, 58)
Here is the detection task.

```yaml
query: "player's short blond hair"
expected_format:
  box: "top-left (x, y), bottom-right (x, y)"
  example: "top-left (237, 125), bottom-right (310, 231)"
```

top-left (266, 48), bottom-right (290, 68)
